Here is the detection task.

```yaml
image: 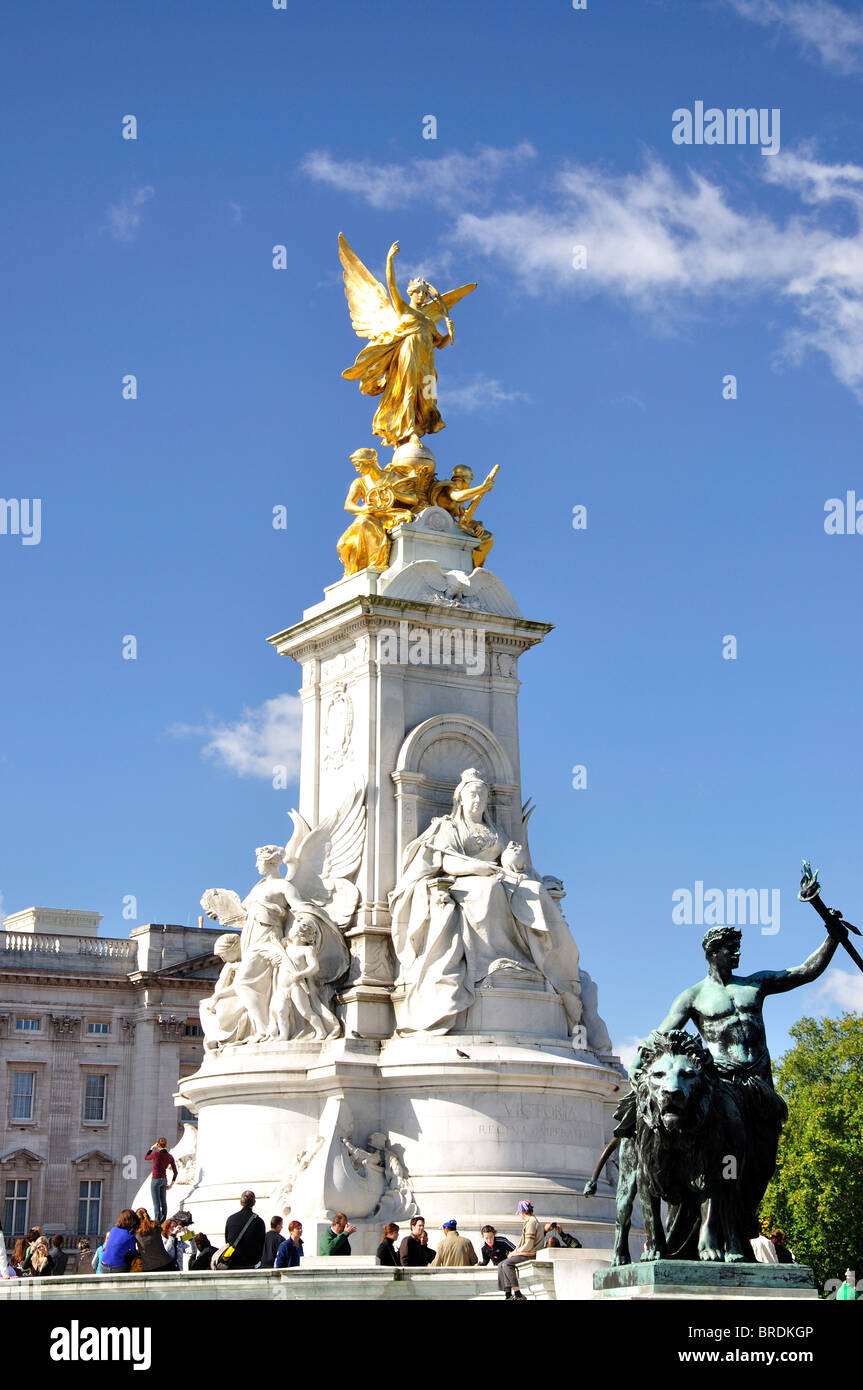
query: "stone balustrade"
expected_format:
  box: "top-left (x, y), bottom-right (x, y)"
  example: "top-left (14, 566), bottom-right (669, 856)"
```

top-left (0, 933), bottom-right (137, 972)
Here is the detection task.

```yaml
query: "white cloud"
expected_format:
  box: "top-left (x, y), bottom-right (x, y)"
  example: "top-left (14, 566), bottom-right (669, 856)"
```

top-left (615, 1035), bottom-right (644, 1070)
top-left (815, 968), bottom-right (863, 1013)
top-left (227, 201), bottom-right (243, 224)
top-left (303, 141), bottom-right (863, 401)
top-left (172, 693), bottom-right (302, 781)
top-left (451, 152), bottom-right (863, 400)
top-left (727, 0), bottom-right (863, 74)
top-left (300, 142), bottom-right (536, 211)
top-left (105, 185), bottom-right (155, 242)
top-left (439, 374), bottom-right (530, 413)
top-left (455, 158), bottom-right (803, 297)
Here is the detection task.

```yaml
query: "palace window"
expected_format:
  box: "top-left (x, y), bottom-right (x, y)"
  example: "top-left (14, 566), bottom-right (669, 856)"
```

top-left (86, 1022), bottom-right (110, 1036)
top-left (3, 1179), bottom-right (30, 1237)
top-left (77, 1180), bottom-right (102, 1236)
top-left (183, 1020), bottom-right (204, 1038)
top-left (83, 1075), bottom-right (107, 1124)
top-left (14, 1018), bottom-right (39, 1032)
top-left (10, 1072), bottom-right (35, 1122)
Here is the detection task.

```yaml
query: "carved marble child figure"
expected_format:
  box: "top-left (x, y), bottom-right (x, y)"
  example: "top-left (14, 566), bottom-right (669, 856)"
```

top-left (200, 932), bottom-right (247, 1051)
top-left (270, 914), bottom-right (341, 1042)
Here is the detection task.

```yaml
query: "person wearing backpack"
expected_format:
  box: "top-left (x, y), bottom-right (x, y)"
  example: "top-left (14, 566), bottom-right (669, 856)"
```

top-left (218, 1191), bottom-right (265, 1270)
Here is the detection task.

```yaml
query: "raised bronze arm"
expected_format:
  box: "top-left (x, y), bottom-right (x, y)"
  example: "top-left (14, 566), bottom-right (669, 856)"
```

top-left (799, 861), bottom-right (863, 975)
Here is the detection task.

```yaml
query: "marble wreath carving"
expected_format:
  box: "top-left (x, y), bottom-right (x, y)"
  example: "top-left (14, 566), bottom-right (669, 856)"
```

top-left (340, 1133), bottom-right (418, 1223)
top-left (389, 768), bottom-right (585, 1035)
top-left (199, 784), bottom-right (366, 1048)
top-left (271, 1127), bottom-right (417, 1224)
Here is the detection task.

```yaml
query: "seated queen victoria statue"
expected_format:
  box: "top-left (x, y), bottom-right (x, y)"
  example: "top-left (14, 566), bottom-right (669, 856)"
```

top-left (389, 769), bottom-right (584, 1035)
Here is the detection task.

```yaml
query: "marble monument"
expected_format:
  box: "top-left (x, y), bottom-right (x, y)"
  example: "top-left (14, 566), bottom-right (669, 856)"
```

top-left (172, 236), bottom-right (624, 1253)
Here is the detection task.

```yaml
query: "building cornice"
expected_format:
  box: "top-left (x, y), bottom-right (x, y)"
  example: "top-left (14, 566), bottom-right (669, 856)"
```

top-left (0, 970), bottom-right (210, 992)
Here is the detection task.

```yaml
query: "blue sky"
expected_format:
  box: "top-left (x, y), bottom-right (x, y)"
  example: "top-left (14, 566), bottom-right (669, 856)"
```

top-left (2, 0), bottom-right (862, 1061)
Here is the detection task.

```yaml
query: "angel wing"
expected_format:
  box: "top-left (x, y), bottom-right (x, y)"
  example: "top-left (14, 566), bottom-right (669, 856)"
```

top-left (285, 781), bottom-right (367, 925)
top-left (284, 808), bottom-right (312, 878)
top-left (339, 234), bottom-right (400, 342)
top-left (421, 282), bottom-right (477, 326)
top-left (200, 887), bottom-right (246, 928)
top-left (520, 798), bottom-right (537, 876)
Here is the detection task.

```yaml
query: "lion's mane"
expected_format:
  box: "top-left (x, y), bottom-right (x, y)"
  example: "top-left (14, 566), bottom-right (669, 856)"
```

top-left (634, 1029), bottom-right (725, 1203)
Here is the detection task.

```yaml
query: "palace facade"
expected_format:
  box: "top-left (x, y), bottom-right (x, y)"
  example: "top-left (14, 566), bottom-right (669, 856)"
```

top-left (1, 907), bottom-right (220, 1244)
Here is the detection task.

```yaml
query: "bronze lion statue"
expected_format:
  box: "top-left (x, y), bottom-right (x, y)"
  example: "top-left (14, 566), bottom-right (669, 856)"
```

top-left (584, 1030), bottom-right (752, 1264)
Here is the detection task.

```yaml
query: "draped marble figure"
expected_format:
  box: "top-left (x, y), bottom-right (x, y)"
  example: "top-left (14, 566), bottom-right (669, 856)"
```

top-left (199, 784), bottom-right (365, 1046)
top-left (389, 769), bottom-right (584, 1035)
top-left (200, 930), bottom-right (247, 1051)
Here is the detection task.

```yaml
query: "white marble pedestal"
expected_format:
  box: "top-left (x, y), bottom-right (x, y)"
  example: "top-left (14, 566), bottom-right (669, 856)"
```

top-left (177, 444), bottom-right (624, 1265)
top-left (175, 1033), bottom-right (622, 1255)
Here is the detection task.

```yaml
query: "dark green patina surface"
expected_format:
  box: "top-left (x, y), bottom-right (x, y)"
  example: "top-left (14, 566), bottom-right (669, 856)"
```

top-left (594, 1260), bottom-right (815, 1292)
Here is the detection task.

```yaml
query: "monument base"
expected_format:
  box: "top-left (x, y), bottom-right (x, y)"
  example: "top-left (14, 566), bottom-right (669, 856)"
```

top-left (593, 1260), bottom-right (818, 1300)
top-left (172, 1033), bottom-right (623, 1254)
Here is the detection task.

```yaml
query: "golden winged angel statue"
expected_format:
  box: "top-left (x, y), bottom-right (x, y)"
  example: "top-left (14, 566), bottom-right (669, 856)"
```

top-left (339, 234), bottom-right (476, 447)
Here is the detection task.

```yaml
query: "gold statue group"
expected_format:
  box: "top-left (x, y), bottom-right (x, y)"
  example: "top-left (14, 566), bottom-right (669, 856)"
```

top-left (336, 235), bottom-right (498, 577)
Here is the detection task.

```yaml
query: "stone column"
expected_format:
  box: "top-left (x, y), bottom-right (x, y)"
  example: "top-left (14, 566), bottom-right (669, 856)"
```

top-left (338, 921), bottom-right (395, 1040)
top-left (43, 1015), bottom-right (82, 1230)
top-left (155, 1015), bottom-right (185, 1143)
top-left (117, 1016), bottom-right (137, 1206)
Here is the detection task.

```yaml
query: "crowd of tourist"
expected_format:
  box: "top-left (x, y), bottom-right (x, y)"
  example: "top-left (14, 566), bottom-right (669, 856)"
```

top-left (1, 1211), bottom-right (215, 1278)
top-left (1, 1188), bottom-right (581, 1298)
top-left (210, 1193), bottom-right (580, 1297)
top-left (0, 1135), bottom-right (581, 1298)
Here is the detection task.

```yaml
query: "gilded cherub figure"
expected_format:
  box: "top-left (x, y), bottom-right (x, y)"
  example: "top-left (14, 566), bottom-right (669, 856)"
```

top-left (337, 447), bottom-right (409, 576)
top-left (336, 446), bottom-right (437, 577)
top-left (432, 463), bottom-right (499, 568)
top-left (339, 235), bottom-right (476, 447)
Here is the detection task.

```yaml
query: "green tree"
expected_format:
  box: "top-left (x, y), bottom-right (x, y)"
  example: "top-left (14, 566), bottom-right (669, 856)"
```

top-left (761, 1011), bottom-right (863, 1293)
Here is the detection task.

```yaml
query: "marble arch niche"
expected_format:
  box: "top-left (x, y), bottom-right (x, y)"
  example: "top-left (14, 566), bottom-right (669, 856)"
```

top-left (390, 713), bottom-right (520, 867)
